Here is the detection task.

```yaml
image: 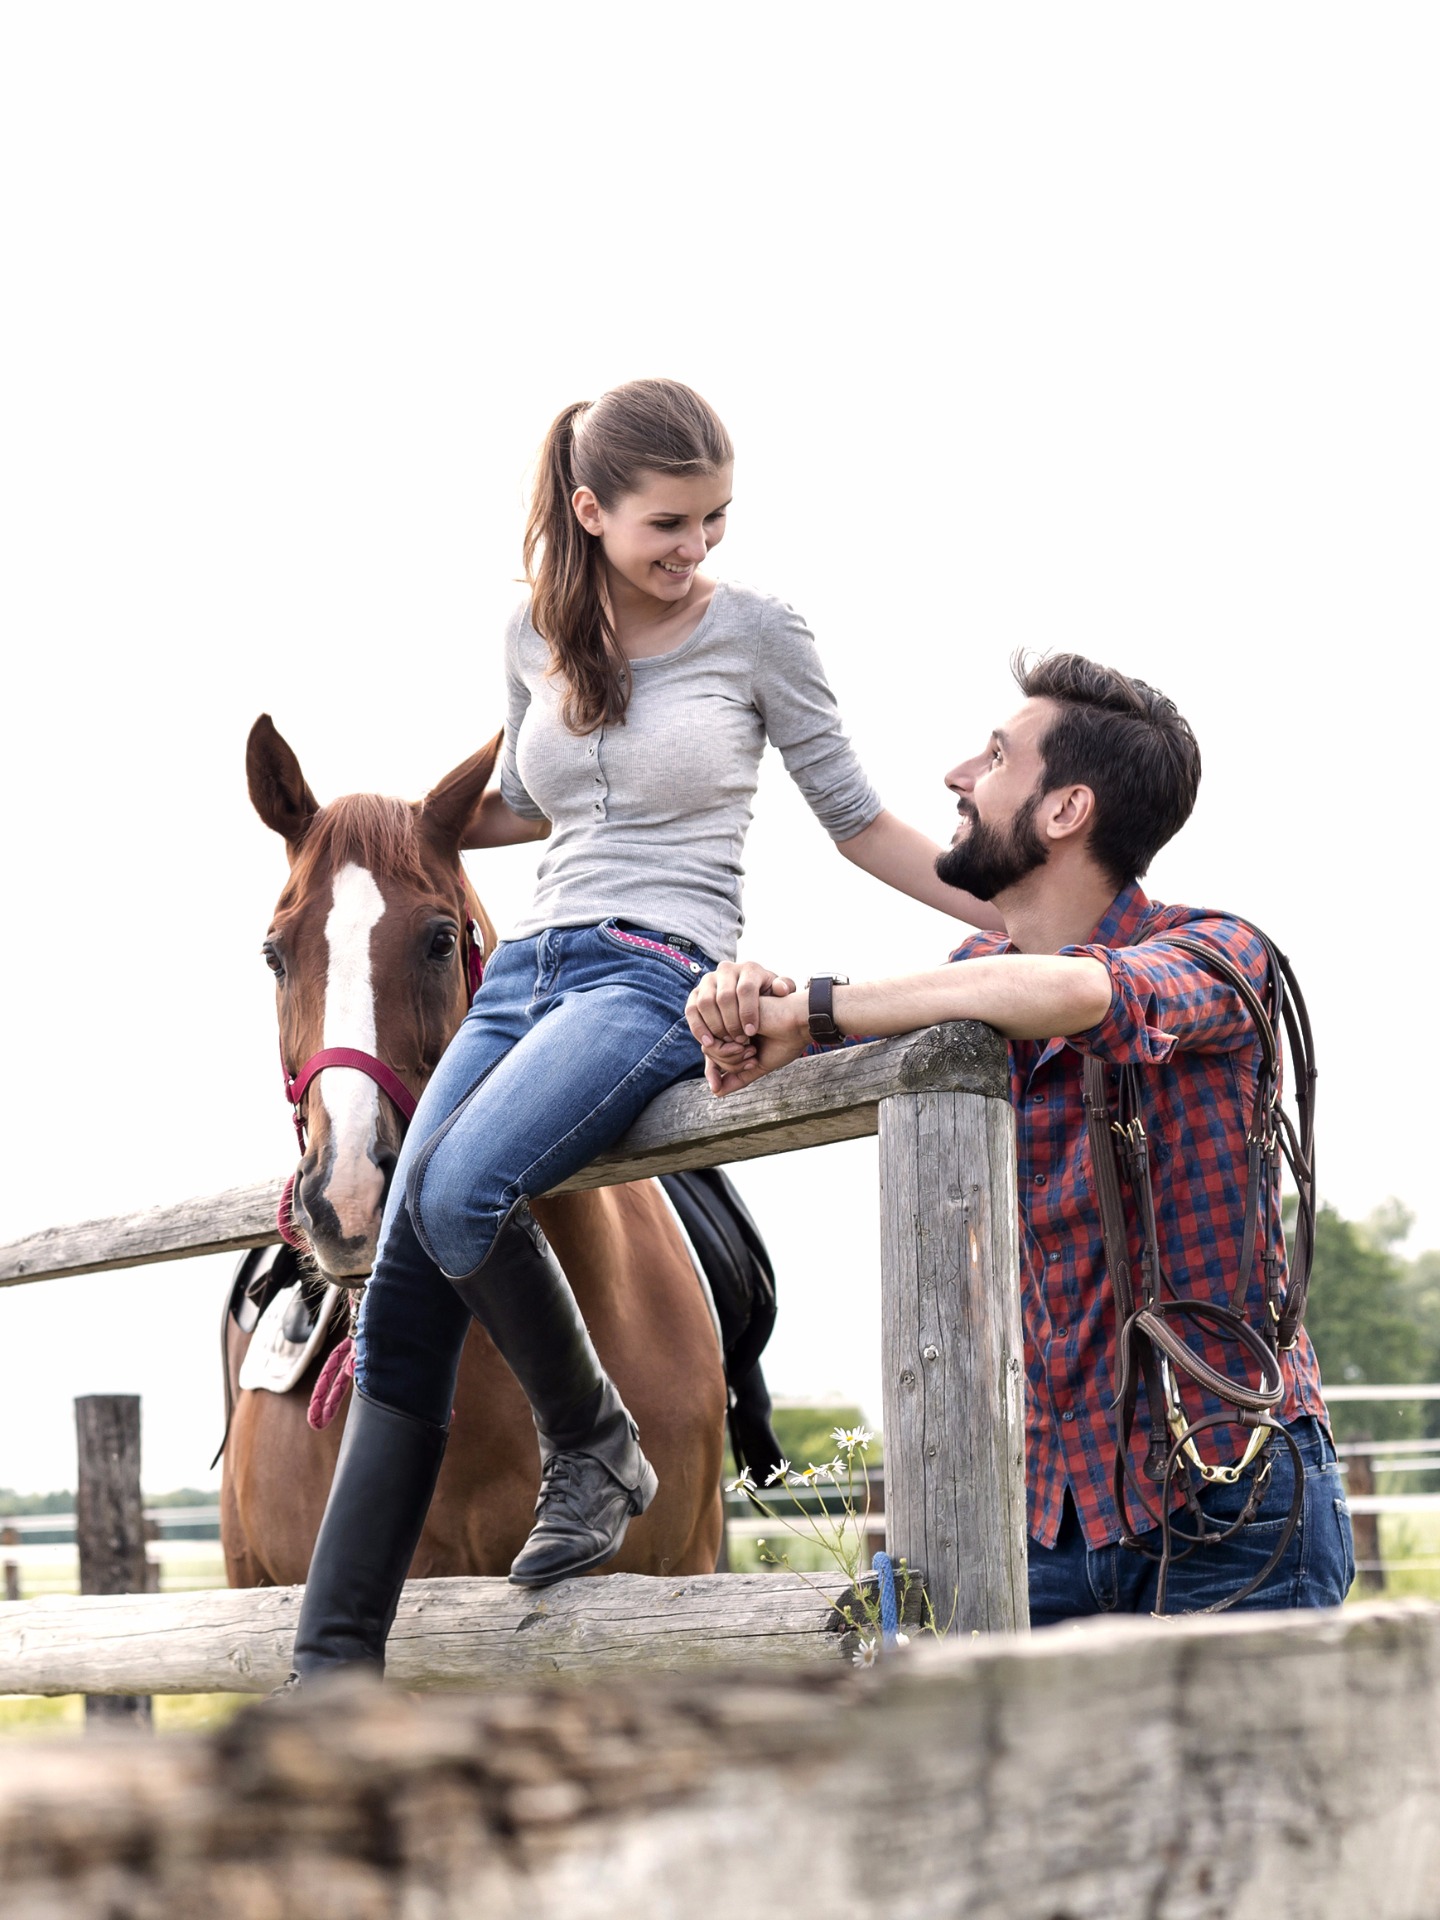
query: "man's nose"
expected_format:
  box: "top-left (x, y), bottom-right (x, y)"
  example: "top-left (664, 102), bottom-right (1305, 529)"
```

top-left (945, 758), bottom-right (977, 795)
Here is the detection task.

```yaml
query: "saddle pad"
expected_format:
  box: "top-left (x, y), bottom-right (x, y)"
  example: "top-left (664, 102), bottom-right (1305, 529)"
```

top-left (653, 1187), bottom-right (724, 1361)
top-left (238, 1280), bottom-right (345, 1395)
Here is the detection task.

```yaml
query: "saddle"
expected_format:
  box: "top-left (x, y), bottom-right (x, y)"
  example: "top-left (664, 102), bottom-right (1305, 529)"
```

top-left (217, 1170), bottom-right (784, 1480)
top-left (658, 1169), bottom-right (784, 1483)
top-left (1083, 919), bottom-right (1317, 1613)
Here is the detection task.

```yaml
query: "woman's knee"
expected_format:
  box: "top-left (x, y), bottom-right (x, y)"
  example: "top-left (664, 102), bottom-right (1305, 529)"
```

top-left (404, 1135), bottom-right (509, 1281)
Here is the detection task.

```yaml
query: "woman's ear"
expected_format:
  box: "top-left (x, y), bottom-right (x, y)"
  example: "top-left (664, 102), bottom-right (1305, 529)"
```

top-left (571, 486), bottom-right (604, 537)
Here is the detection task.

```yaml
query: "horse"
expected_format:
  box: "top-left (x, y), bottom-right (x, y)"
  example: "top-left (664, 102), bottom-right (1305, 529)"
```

top-left (219, 715), bottom-right (728, 1588)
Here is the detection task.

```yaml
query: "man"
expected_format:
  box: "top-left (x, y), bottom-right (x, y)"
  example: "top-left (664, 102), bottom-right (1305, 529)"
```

top-left (686, 653), bottom-right (1352, 1622)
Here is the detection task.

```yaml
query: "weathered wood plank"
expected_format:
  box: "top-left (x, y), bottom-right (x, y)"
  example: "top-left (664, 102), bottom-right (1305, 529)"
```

top-left (74, 1395), bottom-right (153, 1730)
top-left (0, 1571), bottom-right (865, 1696)
top-left (2, 1603), bottom-right (1438, 1919)
top-left (880, 1087), bottom-right (1027, 1633)
top-left (0, 1178), bottom-right (286, 1289)
top-left (0, 1021), bottom-right (1007, 1287)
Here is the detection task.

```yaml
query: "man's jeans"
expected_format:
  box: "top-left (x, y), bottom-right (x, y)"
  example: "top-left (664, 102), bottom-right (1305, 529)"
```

top-left (1028, 1416), bottom-right (1356, 1625)
top-left (355, 920), bottom-right (711, 1426)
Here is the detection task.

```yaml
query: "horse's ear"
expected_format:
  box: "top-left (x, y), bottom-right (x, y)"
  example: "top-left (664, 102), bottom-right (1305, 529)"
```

top-left (419, 730), bottom-right (504, 852)
top-left (247, 714), bottom-right (321, 856)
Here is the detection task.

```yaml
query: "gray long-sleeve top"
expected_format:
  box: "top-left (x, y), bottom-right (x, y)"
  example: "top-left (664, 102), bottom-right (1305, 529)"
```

top-left (499, 579), bottom-right (882, 961)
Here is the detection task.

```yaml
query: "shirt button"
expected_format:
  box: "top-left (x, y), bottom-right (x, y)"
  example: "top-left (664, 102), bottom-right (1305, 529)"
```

top-left (1061, 1411), bottom-right (1075, 1423)
top-left (1047, 1251), bottom-right (1061, 1263)
top-left (1034, 1173), bottom-right (1047, 1188)
top-left (1033, 1092), bottom-right (1047, 1104)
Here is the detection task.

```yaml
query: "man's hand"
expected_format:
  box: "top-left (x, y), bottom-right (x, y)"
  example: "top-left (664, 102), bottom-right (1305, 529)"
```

top-left (686, 962), bottom-right (808, 1095)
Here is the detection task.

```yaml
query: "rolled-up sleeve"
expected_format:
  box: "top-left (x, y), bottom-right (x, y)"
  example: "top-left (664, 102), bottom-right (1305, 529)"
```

top-left (1063, 917), bottom-right (1269, 1064)
top-left (752, 598), bottom-right (882, 842)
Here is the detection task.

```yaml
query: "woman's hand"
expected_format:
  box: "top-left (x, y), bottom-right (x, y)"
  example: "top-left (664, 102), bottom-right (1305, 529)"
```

top-left (686, 961), bottom-right (796, 1046)
top-left (687, 963), bottom-right (810, 1095)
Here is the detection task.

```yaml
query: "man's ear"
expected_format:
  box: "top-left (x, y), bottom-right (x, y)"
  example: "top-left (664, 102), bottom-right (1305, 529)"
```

top-left (1045, 784), bottom-right (1096, 845)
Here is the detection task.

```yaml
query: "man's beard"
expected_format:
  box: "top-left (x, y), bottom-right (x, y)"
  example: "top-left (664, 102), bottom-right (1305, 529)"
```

top-left (934, 792), bottom-right (1049, 900)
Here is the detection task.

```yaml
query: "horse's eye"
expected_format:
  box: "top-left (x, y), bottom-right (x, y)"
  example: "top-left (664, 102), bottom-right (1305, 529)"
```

top-left (262, 942), bottom-right (285, 977)
top-left (429, 927), bottom-right (458, 962)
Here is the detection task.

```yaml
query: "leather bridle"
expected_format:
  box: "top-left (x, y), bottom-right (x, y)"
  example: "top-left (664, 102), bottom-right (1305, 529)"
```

top-left (1084, 919), bottom-right (1317, 1615)
top-left (276, 913), bottom-right (486, 1248)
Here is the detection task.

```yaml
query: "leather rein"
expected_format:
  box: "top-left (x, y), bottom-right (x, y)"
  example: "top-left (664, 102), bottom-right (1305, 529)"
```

top-left (276, 909), bottom-right (486, 1249)
top-left (1084, 921), bottom-right (1317, 1615)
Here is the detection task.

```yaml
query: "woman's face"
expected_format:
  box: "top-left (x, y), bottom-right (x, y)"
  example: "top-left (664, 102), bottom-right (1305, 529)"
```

top-left (573, 465), bottom-right (733, 606)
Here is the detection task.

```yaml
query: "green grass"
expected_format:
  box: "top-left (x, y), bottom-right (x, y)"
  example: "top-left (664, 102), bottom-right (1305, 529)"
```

top-left (1, 1550), bottom-right (250, 1738)
top-left (1358, 1510), bottom-right (1440, 1601)
top-left (6, 1551), bottom-right (228, 1599)
top-left (0, 1692), bottom-right (252, 1740)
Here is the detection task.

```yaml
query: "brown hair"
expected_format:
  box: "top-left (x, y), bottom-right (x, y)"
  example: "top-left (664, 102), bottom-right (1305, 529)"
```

top-left (523, 379), bottom-right (733, 733)
top-left (1012, 651), bottom-right (1202, 885)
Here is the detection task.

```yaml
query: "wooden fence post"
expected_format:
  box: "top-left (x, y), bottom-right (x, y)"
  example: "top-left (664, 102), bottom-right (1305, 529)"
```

top-left (1345, 1441), bottom-right (1385, 1592)
top-left (1, 1527), bottom-right (17, 1603)
top-left (880, 1087), bottom-right (1028, 1634)
top-left (75, 1395), bottom-right (152, 1730)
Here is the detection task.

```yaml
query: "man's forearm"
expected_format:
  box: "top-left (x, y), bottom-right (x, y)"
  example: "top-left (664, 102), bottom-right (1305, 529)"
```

top-left (827, 954), bottom-right (1112, 1044)
top-left (687, 953), bottom-right (1115, 1097)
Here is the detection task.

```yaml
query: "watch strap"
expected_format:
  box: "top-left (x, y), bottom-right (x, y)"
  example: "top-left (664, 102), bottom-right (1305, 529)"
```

top-left (807, 974), bottom-right (849, 1044)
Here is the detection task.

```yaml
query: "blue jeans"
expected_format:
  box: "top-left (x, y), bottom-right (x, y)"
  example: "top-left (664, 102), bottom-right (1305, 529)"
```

top-left (354, 920), bottom-right (712, 1425)
top-left (1027, 1416), bottom-right (1356, 1626)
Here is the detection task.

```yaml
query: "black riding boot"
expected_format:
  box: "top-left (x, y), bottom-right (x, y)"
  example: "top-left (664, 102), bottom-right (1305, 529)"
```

top-left (446, 1199), bottom-right (658, 1588)
top-left (287, 1388), bottom-right (448, 1683)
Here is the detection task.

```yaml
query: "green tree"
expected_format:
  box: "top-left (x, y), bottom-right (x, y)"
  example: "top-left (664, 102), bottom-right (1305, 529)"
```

top-left (1301, 1201), bottom-right (1430, 1442)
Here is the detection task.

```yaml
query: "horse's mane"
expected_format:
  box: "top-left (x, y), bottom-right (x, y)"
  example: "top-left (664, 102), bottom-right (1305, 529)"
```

top-left (289, 793), bottom-right (433, 892)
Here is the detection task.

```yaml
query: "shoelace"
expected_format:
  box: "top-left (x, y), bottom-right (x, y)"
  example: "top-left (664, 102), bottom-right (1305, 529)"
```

top-left (534, 1452), bottom-right (609, 1530)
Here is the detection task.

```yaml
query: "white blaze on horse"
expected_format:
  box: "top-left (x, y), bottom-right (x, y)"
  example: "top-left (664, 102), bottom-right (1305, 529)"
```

top-left (220, 716), bottom-right (728, 1588)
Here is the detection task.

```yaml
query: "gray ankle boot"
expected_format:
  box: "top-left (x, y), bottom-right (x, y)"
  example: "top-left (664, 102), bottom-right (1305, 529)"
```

top-left (443, 1199), bottom-right (657, 1587)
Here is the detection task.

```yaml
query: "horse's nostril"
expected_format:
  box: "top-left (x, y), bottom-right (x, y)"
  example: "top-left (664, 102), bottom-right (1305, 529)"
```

top-left (293, 1151), bottom-right (333, 1223)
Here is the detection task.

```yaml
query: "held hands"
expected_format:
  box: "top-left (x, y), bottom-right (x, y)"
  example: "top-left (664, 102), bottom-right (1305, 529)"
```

top-left (685, 962), bottom-right (809, 1095)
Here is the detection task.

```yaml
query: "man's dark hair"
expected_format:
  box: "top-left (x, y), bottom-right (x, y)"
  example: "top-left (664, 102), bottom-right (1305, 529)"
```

top-left (1013, 651), bottom-right (1202, 886)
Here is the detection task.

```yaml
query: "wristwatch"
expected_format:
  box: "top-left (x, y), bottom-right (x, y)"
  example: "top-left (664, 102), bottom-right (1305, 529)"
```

top-left (807, 974), bottom-right (850, 1045)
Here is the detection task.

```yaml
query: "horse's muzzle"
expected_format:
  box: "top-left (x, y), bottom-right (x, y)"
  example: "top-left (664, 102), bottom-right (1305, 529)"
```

top-left (290, 1143), bottom-right (397, 1280)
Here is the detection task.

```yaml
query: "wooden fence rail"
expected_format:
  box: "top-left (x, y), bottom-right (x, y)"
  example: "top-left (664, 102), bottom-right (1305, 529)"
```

top-left (0, 1022), bottom-right (1004, 1286)
top-left (0, 1020), bottom-right (1025, 1691)
top-left (4, 1603), bottom-right (1439, 1919)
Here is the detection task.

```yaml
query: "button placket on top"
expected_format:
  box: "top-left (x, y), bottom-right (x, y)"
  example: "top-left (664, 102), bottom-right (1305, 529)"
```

top-left (589, 728), bottom-right (607, 820)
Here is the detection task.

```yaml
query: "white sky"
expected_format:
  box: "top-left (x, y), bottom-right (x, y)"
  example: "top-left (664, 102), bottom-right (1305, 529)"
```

top-left (2, 6), bottom-right (1436, 1493)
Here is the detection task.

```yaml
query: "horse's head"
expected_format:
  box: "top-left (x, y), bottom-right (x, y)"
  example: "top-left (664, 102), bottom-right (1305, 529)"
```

top-left (246, 715), bottom-right (500, 1279)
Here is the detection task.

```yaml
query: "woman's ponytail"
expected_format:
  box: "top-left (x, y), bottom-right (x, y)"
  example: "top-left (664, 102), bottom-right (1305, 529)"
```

top-left (523, 403), bottom-right (626, 735)
top-left (522, 379), bottom-right (733, 734)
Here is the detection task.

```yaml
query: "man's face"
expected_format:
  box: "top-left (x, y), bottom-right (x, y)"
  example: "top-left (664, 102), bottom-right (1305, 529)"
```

top-left (934, 698), bottom-right (1057, 901)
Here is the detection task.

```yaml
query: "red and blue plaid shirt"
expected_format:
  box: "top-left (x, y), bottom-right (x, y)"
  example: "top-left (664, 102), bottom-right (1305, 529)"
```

top-left (950, 883), bottom-right (1328, 1550)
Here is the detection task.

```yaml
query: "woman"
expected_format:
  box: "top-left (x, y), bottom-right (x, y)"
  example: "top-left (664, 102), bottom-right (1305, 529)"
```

top-left (289, 378), bottom-right (996, 1683)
